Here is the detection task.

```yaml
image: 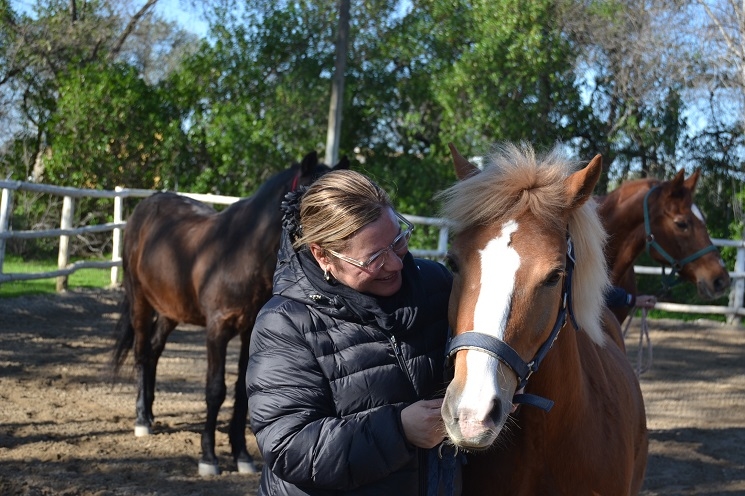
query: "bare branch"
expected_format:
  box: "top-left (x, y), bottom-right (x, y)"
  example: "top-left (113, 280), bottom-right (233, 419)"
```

top-left (107, 0), bottom-right (159, 61)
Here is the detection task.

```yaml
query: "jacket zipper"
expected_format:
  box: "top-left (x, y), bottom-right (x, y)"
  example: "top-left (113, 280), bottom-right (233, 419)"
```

top-left (388, 333), bottom-right (433, 496)
top-left (388, 333), bottom-right (427, 496)
top-left (389, 334), bottom-right (415, 386)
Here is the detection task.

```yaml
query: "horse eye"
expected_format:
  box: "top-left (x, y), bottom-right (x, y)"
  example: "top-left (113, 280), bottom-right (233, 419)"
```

top-left (544, 270), bottom-right (563, 287)
top-left (445, 254), bottom-right (459, 274)
top-left (674, 219), bottom-right (689, 230)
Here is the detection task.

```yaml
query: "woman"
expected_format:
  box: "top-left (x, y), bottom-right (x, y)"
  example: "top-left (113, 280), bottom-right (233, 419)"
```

top-left (246, 169), bottom-right (455, 495)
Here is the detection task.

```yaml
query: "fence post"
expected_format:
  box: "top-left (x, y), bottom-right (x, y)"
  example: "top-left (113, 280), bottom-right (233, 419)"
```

top-left (728, 230), bottom-right (745, 325)
top-left (111, 187), bottom-right (123, 286)
top-left (56, 195), bottom-right (74, 292)
top-left (437, 224), bottom-right (449, 262)
top-left (0, 188), bottom-right (12, 276)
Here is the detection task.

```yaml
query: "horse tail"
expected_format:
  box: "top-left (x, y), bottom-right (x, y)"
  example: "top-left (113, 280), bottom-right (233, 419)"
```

top-left (111, 272), bottom-right (135, 377)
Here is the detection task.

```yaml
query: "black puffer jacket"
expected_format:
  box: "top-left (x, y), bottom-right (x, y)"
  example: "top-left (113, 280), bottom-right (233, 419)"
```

top-left (246, 231), bottom-right (452, 496)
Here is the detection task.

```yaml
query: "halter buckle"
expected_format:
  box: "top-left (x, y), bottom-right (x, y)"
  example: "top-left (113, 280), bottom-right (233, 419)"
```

top-left (524, 362), bottom-right (536, 382)
top-left (437, 442), bottom-right (459, 459)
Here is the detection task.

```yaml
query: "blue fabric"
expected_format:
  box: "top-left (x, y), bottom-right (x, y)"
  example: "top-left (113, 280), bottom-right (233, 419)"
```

top-left (427, 444), bottom-right (464, 496)
top-left (606, 286), bottom-right (633, 308)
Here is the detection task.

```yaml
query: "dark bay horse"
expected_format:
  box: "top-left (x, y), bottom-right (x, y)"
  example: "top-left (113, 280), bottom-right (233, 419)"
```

top-left (597, 171), bottom-right (730, 323)
top-left (438, 143), bottom-right (648, 495)
top-left (112, 151), bottom-right (348, 476)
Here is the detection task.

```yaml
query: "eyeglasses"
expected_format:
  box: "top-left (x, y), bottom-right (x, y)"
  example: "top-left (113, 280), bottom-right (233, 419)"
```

top-left (326, 213), bottom-right (414, 272)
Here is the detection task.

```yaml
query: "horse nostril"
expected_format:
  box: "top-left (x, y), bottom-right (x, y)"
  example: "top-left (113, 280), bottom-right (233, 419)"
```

top-left (715, 276), bottom-right (730, 292)
top-left (487, 400), bottom-right (503, 426)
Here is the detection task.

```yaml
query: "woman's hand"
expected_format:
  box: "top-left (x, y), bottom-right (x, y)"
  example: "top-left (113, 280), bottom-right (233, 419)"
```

top-left (635, 295), bottom-right (657, 309)
top-left (400, 398), bottom-right (445, 449)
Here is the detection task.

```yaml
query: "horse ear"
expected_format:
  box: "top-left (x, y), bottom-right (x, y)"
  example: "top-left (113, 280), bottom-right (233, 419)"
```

top-left (300, 151), bottom-right (319, 174)
top-left (565, 154), bottom-right (603, 208)
top-left (670, 169), bottom-right (686, 188)
top-left (683, 169), bottom-right (700, 192)
top-left (334, 155), bottom-right (350, 170)
top-left (449, 143), bottom-right (480, 180)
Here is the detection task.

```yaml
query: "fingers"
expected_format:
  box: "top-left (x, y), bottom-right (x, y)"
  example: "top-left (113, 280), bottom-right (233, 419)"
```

top-left (401, 399), bottom-right (446, 449)
top-left (420, 398), bottom-right (444, 409)
top-left (637, 295), bottom-right (656, 308)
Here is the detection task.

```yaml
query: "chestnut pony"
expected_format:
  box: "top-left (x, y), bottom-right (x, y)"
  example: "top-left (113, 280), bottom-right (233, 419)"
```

top-left (111, 151), bottom-right (348, 476)
top-left (438, 143), bottom-right (648, 495)
top-left (597, 172), bottom-right (730, 323)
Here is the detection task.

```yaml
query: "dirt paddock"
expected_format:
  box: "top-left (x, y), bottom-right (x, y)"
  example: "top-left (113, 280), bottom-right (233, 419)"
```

top-left (1, 288), bottom-right (744, 495)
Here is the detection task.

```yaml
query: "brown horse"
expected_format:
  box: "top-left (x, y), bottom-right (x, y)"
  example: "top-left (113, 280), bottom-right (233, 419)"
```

top-left (597, 171), bottom-right (730, 323)
top-left (111, 151), bottom-right (348, 476)
top-left (438, 143), bottom-right (648, 495)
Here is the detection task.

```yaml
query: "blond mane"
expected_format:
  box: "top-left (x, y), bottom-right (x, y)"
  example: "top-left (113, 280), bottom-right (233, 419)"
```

top-left (437, 142), bottom-right (611, 345)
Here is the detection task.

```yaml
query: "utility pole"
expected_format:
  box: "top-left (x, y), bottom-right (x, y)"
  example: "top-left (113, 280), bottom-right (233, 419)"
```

top-left (325, 0), bottom-right (350, 167)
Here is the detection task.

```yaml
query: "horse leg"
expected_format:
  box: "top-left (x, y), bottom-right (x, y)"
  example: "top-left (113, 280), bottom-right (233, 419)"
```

top-left (136, 314), bottom-right (177, 436)
top-left (132, 297), bottom-right (157, 437)
top-left (198, 324), bottom-right (231, 476)
top-left (229, 329), bottom-right (257, 473)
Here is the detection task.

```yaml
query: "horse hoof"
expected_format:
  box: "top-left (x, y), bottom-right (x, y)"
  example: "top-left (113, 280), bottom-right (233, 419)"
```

top-left (134, 425), bottom-right (152, 437)
top-left (237, 460), bottom-right (258, 474)
top-left (198, 462), bottom-right (220, 477)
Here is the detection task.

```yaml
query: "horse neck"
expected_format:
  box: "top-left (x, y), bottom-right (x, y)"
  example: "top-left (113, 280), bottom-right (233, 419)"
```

top-left (519, 322), bottom-right (589, 429)
top-left (221, 169), bottom-right (294, 244)
top-left (598, 180), bottom-right (656, 282)
top-left (254, 167), bottom-right (297, 205)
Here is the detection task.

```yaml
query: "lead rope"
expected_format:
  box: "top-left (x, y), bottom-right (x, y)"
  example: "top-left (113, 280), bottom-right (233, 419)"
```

top-left (427, 443), bottom-right (464, 496)
top-left (622, 307), bottom-right (653, 376)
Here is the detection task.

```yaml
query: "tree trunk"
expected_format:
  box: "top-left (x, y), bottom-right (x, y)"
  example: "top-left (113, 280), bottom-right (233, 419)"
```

top-left (325, 0), bottom-right (350, 167)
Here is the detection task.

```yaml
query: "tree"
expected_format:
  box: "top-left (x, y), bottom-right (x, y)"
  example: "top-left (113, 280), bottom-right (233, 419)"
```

top-left (47, 62), bottom-right (185, 190)
top-left (324, 0), bottom-right (349, 167)
top-left (563, 0), bottom-right (694, 192)
top-left (0, 0), bottom-right (196, 258)
top-left (0, 0), bottom-right (196, 185)
top-left (686, 0), bottom-right (745, 238)
top-left (163, 2), bottom-right (338, 196)
top-left (428, 0), bottom-right (587, 154)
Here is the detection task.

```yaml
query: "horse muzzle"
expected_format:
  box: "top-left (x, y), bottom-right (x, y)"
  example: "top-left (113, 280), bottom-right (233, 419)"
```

top-left (442, 378), bottom-right (514, 449)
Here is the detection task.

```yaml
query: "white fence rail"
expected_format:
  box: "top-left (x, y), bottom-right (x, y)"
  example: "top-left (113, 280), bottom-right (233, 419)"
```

top-left (2, 180), bottom-right (744, 321)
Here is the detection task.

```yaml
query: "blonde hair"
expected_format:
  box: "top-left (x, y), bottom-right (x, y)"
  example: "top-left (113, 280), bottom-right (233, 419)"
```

top-left (437, 142), bottom-right (611, 345)
top-left (294, 169), bottom-right (393, 252)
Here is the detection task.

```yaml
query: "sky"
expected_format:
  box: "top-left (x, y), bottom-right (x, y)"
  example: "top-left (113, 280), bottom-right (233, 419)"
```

top-left (157, 0), bottom-right (208, 37)
top-left (11, 0), bottom-right (209, 37)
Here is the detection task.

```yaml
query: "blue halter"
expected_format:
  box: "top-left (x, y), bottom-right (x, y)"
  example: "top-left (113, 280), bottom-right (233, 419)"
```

top-left (445, 236), bottom-right (579, 413)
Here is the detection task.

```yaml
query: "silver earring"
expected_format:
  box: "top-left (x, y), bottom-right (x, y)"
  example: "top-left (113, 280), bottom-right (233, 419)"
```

top-left (324, 269), bottom-right (332, 282)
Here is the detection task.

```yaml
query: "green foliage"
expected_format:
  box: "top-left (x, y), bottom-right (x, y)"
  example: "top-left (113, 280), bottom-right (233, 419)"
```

top-left (682, 119), bottom-right (745, 244)
top-left (46, 62), bottom-right (185, 190)
top-left (164, 2), bottom-right (337, 196)
top-left (427, 0), bottom-right (585, 154)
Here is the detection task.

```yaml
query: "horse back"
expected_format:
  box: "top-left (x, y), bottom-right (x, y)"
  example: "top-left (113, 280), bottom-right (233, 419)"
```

top-left (123, 193), bottom-right (219, 324)
top-left (123, 191), bottom-right (283, 329)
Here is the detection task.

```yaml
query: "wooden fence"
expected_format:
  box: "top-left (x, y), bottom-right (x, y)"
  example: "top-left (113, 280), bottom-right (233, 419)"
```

top-left (2, 179), bottom-right (744, 322)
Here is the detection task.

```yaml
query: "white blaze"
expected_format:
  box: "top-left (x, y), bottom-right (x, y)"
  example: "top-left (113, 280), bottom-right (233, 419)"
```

top-left (691, 204), bottom-right (705, 223)
top-left (692, 203), bottom-right (714, 242)
top-left (458, 221), bottom-right (521, 423)
top-left (692, 203), bottom-right (723, 267)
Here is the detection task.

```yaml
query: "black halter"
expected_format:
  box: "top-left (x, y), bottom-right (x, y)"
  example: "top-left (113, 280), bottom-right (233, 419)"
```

top-left (445, 236), bottom-right (579, 413)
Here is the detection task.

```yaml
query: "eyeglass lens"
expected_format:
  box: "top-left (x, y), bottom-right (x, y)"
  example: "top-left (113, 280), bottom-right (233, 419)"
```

top-left (368, 227), bottom-right (411, 270)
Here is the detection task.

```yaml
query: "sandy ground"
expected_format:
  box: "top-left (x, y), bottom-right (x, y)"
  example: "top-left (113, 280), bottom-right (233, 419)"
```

top-left (1, 288), bottom-right (744, 495)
